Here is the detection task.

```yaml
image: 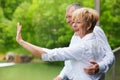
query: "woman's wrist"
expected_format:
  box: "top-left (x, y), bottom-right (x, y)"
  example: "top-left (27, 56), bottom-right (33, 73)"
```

top-left (18, 39), bottom-right (24, 45)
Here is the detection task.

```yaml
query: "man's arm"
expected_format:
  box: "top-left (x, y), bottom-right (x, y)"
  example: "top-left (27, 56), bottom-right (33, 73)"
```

top-left (94, 26), bottom-right (115, 73)
top-left (84, 26), bottom-right (115, 75)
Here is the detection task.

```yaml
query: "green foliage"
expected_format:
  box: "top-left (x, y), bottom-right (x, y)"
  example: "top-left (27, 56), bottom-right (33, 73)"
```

top-left (0, 7), bottom-right (13, 52)
top-left (30, 0), bottom-right (71, 48)
top-left (0, 0), bottom-right (24, 20)
top-left (100, 0), bottom-right (120, 49)
top-left (0, 0), bottom-right (120, 53)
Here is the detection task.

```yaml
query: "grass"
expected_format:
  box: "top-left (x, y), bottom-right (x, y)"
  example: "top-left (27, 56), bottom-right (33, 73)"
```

top-left (0, 62), bottom-right (63, 80)
top-left (0, 53), bottom-right (120, 80)
top-left (1, 62), bottom-right (118, 80)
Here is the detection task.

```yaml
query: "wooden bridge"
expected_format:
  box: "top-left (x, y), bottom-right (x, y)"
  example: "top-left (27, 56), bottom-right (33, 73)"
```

top-left (106, 47), bottom-right (120, 80)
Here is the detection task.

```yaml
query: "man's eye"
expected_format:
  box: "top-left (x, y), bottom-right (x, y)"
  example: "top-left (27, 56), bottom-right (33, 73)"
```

top-left (68, 16), bottom-right (72, 18)
top-left (66, 16), bottom-right (71, 18)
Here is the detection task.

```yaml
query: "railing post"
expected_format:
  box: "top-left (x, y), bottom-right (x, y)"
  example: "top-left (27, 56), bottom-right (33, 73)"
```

top-left (94, 0), bottom-right (100, 26)
top-left (112, 62), bottom-right (115, 80)
top-left (112, 47), bottom-right (120, 80)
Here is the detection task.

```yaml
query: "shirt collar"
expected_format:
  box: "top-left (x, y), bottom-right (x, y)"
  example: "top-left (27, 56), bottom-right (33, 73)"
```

top-left (82, 33), bottom-right (95, 40)
top-left (74, 32), bottom-right (95, 41)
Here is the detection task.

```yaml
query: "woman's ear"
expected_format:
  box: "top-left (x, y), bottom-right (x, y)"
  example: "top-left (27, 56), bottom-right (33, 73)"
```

top-left (87, 23), bottom-right (92, 31)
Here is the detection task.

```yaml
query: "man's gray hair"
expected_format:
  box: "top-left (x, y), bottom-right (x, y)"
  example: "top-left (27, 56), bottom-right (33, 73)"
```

top-left (66, 3), bottom-right (82, 11)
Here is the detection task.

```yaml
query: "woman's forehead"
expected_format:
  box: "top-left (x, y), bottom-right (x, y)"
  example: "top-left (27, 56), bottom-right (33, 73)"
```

top-left (73, 17), bottom-right (84, 21)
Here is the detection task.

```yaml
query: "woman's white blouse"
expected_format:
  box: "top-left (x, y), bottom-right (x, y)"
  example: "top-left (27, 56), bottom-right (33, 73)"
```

top-left (41, 29), bottom-right (109, 80)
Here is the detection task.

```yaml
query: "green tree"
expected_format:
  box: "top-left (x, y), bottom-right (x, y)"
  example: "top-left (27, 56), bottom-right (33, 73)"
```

top-left (0, 0), bottom-right (25, 20)
top-left (100, 0), bottom-right (120, 49)
top-left (0, 0), bottom-right (120, 53)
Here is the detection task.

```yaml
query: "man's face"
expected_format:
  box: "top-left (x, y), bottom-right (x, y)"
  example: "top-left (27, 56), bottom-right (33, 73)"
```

top-left (65, 6), bottom-right (76, 28)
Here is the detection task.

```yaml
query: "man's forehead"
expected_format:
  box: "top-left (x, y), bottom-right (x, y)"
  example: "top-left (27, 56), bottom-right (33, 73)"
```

top-left (66, 7), bottom-right (76, 16)
top-left (67, 6), bottom-right (76, 12)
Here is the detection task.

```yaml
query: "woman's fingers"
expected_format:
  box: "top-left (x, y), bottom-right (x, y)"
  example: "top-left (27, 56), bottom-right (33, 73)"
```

top-left (17, 22), bottom-right (22, 35)
top-left (16, 22), bottom-right (22, 42)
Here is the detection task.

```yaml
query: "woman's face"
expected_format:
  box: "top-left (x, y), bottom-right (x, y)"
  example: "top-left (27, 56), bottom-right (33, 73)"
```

top-left (72, 18), bottom-right (87, 38)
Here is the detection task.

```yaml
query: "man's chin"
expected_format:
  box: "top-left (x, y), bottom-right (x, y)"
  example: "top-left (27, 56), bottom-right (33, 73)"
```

top-left (70, 25), bottom-right (73, 29)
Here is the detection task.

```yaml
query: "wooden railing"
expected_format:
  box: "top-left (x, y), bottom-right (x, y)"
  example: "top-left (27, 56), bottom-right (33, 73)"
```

top-left (111, 47), bottom-right (120, 80)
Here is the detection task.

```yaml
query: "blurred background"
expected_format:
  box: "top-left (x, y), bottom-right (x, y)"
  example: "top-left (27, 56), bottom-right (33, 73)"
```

top-left (0, 0), bottom-right (120, 80)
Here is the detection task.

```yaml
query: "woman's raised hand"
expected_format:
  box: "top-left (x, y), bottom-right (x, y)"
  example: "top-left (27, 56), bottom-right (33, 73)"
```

top-left (16, 22), bottom-right (23, 43)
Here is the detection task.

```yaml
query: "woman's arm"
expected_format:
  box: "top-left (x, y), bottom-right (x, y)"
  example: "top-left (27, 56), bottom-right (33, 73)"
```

top-left (16, 23), bottom-right (46, 57)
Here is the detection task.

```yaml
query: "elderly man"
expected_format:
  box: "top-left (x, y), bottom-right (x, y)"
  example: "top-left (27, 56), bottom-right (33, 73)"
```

top-left (54, 4), bottom-right (114, 80)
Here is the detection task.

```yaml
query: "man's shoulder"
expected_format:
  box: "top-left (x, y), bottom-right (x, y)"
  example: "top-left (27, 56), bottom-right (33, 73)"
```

top-left (94, 26), bottom-right (102, 30)
top-left (94, 26), bottom-right (104, 34)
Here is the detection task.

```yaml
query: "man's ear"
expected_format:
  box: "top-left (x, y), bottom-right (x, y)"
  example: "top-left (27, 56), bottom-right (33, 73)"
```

top-left (87, 23), bottom-right (92, 31)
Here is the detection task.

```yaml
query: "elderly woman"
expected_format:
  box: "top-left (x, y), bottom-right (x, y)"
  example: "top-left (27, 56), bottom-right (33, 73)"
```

top-left (16, 8), bottom-right (106, 80)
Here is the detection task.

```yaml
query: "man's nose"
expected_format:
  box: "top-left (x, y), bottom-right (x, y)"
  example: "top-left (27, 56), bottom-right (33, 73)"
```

top-left (66, 19), bottom-right (70, 23)
top-left (66, 18), bottom-right (71, 23)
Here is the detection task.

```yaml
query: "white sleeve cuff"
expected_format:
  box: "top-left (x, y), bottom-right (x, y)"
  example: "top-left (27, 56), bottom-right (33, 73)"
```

top-left (98, 62), bottom-right (108, 73)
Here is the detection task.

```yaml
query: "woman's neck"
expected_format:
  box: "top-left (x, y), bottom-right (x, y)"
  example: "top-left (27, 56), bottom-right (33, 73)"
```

top-left (76, 30), bottom-right (93, 39)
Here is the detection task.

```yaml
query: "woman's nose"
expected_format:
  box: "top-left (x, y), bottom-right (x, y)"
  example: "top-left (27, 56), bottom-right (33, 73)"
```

top-left (73, 22), bottom-right (77, 26)
top-left (72, 23), bottom-right (76, 28)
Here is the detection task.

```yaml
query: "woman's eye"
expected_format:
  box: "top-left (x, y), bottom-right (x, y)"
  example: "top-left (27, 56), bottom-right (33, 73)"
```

top-left (77, 22), bottom-right (80, 23)
top-left (72, 22), bottom-right (75, 24)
